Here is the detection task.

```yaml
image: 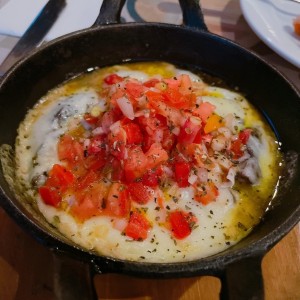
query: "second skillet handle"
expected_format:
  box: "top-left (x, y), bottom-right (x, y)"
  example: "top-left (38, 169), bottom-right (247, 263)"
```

top-left (93, 0), bottom-right (126, 26)
top-left (220, 256), bottom-right (264, 300)
top-left (179, 0), bottom-right (208, 31)
top-left (52, 252), bottom-right (98, 300)
top-left (93, 0), bottom-right (208, 31)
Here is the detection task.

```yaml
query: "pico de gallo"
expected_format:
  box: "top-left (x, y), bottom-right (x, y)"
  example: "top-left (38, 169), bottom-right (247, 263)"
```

top-left (38, 67), bottom-right (261, 241)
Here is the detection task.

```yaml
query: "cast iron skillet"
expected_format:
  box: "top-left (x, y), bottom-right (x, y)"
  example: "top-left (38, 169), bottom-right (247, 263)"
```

top-left (0, 0), bottom-right (300, 299)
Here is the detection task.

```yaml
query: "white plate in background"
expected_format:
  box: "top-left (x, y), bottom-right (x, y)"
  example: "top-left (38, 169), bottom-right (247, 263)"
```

top-left (240, 0), bottom-right (300, 68)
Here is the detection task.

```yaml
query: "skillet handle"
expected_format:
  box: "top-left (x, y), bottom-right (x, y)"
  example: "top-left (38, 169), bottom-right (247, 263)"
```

top-left (179, 0), bottom-right (208, 31)
top-left (220, 256), bottom-right (264, 300)
top-left (93, 0), bottom-right (126, 26)
top-left (52, 252), bottom-right (98, 300)
top-left (93, 0), bottom-right (208, 30)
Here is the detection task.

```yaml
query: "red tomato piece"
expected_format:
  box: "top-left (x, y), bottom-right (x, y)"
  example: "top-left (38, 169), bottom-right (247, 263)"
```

top-left (104, 74), bottom-right (123, 85)
top-left (76, 169), bottom-right (99, 190)
top-left (48, 164), bottom-right (75, 188)
top-left (39, 164), bottom-right (75, 207)
top-left (71, 183), bottom-right (106, 221)
top-left (57, 135), bottom-right (84, 166)
top-left (143, 78), bottom-right (160, 88)
top-left (87, 135), bottom-right (106, 155)
top-left (106, 183), bottom-right (130, 217)
top-left (124, 146), bottom-right (148, 182)
top-left (163, 87), bottom-right (187, 109)
top-left (108, 128), bottom-right (127, 160)
top-left (125, 81), bottom-right (146, 99)
top-left (39, 186), bottom-right (61, 207)
top-left (230, 139), bottom-right (244, 159)
top-left (178, 74), bottom-right (192, 94)
top-left (162, 75), bottom-right (196, 109)
top-left (123, 122), bottom-right (143, 144)
top-left (239, 129), bottom-right (252, 145)
top-left (145, 90), bottom-right (164, 105)
top-left (194, 182), bottom-right (219, 205)
top-left (177, 117), bottom-right (202, 145)
top-left (125, 211), bottom-right (150, 240)
top-left (193, 102), bottom-right (216, 122)
top-left (142, 167), bottom-right (162, 187)
top-left (128, 182), bottom-right (152, 204)
top-left (174, 161), bottom-right (191, 188)
top-left (169, 211), bottom-right (192, 239)
top-left (110, 157), bottom-right (125, 182)
top-left (146, 143), bottom-right (169, 169)
top-left (84, 113), bottom-right (99, 125)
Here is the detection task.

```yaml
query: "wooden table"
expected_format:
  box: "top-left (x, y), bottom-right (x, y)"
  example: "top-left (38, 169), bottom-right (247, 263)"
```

top-left (0, 0), bottom-right (299, 299)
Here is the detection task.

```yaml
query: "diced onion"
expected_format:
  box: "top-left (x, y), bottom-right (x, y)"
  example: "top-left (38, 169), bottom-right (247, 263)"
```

top-left (113, 218), bottom-right (128, 232)
top-left (116, 97), bottom-right (135, 120)
top-left (197, 168), bottom-right (208, 183)
top-left (81, 119), bottom-right (92, 131)
top-left (109, 120), bottom-right (121, 134)
top-left (83, 139), bottom-right (90, 149)
top-left (226, 167), bottom-right (236, 187)
top-left (188, 174), bottom-right (198, 185)
top-left (92, 126), bottom-right (105, 136)
top-left (171, 126), bottom-right (180, 136)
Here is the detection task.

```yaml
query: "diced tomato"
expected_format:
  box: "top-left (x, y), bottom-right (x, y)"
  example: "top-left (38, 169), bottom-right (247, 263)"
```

top-left (194, 182), bottom-right (219, 205)
top-left (143, 78), bottom-right (160, 88)
top-left (104, 74), bottom-right (123, 85)
top-left (161, 75), bottom-right (196, 109)
top-left (123, 122), bottom-right (143, 144)
top-left (145, 143), bottom-right (169, 169)
top-left (125, 81), bottom-right (146, 99)
top-left (57, 135), bottom-right (84, 166)
top-left (71, 183), bottom-right (106, 221)
top-left (239, 129), bottom-right (252, 145)
top-left (128, 182), bottom-right (152, 204)
top-left (84, 154), bottom-right (106, 171)
top-left (84, 113), bottom-right (99, 125)
top-left (108, 128), bottom-right (127, 160)
top-left (161, 129), bottom-right (176, 151)
top-left (125, 211), bottom-right (150, 240)
top-left (76, 169), bottom-right (99, 190)
top-left (138, 113), bottom-right (173, 151)
top-left (110, 157), bottom-right (125, 182)
top-left (138, 113), bottom-right (167, 133)
top-left (142, 167), bottom-right (162, 187)
top-left (230, 139), bottom-right (244, 159)
top-left (162, 86), bottom-right (187, 109)
top-left (169, 211), bottom-right (192, 239)
top-left (124, 146), bottom-right (148, 182)
top-left (204, 114), bottom-right (224, 134)
top-left (39, 186), bottom-right (61, 207)
top-left (293, 16), bottom-right (300, 36)
top-left (193, 102), bottom-right (216, 122)
top-left (48, 164), bottom-right (75, 188)
top-left (105, 183), bottom-right (130, 217)
top-left (87, 135), bottom-right (106, 155)
top-left (178, 74), bottom-right (192, 95)
top-left (145, 90), bottom-right (165, 106)
top-left (177, 117), bottom-right (202, 145)
top-left (174, 161), bottom-right (191, 188)
top-left (193, 130), bottom-right (202, 144)
top-left (39, 164), bottom-right (74, 207)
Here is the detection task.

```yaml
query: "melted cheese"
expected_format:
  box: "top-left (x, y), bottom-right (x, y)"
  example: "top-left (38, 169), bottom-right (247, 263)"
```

top-left (14, 62), bottom-right (281, 262)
